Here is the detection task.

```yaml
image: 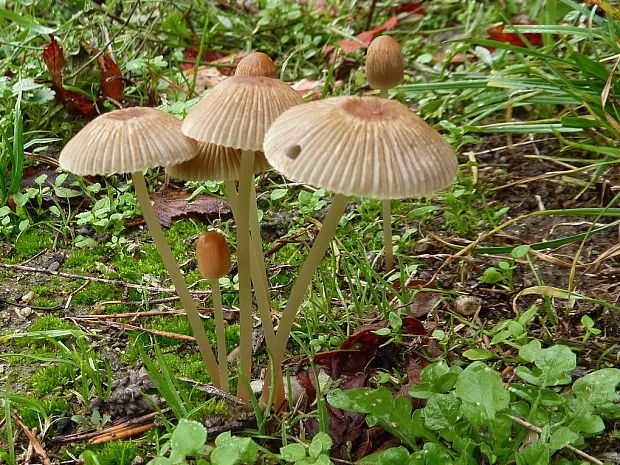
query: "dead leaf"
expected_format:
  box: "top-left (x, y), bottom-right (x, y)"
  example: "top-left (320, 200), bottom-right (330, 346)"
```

top-left (42, 34), bottom-right (65, 85)
top-left (150, 189), bottom-right (231, 227)
top-left (392, 2), bottom-right (426, 15)
top-left (97, 52), bottom-right (124, 104)
top-left (339, 16), bottom-right (399, 53)
top-left (291, 78), bottom-right (324, 99)
top-left (182, 53), bottom-right (245, 94)
top-left (391, 279), bottom-right (442, 318)
top-left (487, 21), bottom-right (543, 49)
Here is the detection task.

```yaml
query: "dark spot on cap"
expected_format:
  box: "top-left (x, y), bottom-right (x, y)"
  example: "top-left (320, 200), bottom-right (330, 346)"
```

top-left (285, 144), bottom-right (302, 160)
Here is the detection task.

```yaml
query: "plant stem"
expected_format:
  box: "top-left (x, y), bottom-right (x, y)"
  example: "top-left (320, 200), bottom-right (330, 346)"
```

top-left (132, 171), bottom-right (221, 388)
top-left (262, 193), bottom-right (349, 407)
top-left (235, 150), bottom-right (255, 402)
top-left (380, 87), bottom-right (395, 272)
top-left (211, 281), bottom-right (229, 392)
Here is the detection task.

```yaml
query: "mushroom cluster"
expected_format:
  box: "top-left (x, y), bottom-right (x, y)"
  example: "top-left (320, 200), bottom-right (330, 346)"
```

top-left (59, 43), bottom-right (458, 410)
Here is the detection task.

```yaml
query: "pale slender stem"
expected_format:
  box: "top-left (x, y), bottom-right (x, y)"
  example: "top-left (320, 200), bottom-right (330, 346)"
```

top-left (382, 199), bottom-right (394, 271)
top-left (248, 185), bottom-right (277, 349)
top-left (235, 150), bottom-right (255, 402)
top-left (379, 87), bottom-right (395, 272)
top-left (132, 172), bottom-right (220, 388)
top-left (262, 194), bottom-right (349, 407)
top-left (227, 178), bottom-right (278, 406)
top-left (211, 282), bottom-right (229, 393)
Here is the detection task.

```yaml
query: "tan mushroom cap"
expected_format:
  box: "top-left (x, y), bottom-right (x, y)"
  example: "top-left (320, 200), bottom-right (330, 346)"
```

top-left (181, 76), bottom-right (304, 152)
top-left (366, 35), bottom-right (404, 90)
top-left (59, 107), bottom-right (198, 176)
top-left (264, 96), bottom-right (458, 199)
top-left (166, 142), bottom-right (270, 181)
top-left (235, 52), bottom-right (277, 78)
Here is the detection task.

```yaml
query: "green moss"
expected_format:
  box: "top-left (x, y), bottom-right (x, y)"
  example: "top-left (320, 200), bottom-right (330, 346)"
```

top-left (71, 281), bottom-right (120, 305)
top-left (14, 228), bottom-right (53, 257)
top-left (82, 440), bottom-right (141, 465)
top-left (33, 297), bottom-right (57, 308)
top-left (15, 395), bottom-right (71, 428)
top-left (29, 363), bottom-right (75, 395)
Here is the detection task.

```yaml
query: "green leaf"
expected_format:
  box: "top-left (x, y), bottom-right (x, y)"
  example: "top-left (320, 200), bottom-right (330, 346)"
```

top-left (462, 348), bottom-right (497, 360)
top-left (423, 393), bottom-right (461, 431)
top-left (455, 362), bottom-right (509, 424)
top-left (573, 368), bottom-right (620, 409)
top-left (410, 442), bottom-right (454, 465)
top-left (212, 432), bottom-right (258, 465)
top-left (357, 447), bottom-right (411, 465)
top-left (0, 7), bottom-right (56, 33)
top-left (170, 419), bottom-right (207, 457)
top-left (280, 444), bottom-right (306, 462)
top-left (549, 427), bottom-right (579, 452)
top-left (308, 433), bottom-right (332, 459)
top-left (516, 444), bottom-right (549, 465)
top-left (517, 343), bottom-right (575, 387)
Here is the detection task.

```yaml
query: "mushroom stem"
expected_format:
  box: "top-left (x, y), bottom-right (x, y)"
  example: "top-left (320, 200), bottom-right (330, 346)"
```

top-left (131, 171), bottom-right (221, 388)
top-left (211, 281), bottom-right (229, 392)
top-left (225, 179), bottom-right (277, 387)
top-left (379, 88), bottom-right (395, 271)
top-left (262, 193), bottom-right (349, 407)
top-left (234, 149), bottom-right (256, 401)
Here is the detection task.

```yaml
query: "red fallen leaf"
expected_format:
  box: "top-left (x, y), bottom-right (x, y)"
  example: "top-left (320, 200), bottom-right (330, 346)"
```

top-left (150, 189), bottom-right (231, 227)
top-left (291, 78), bottom-right (324, 100)
top-left (487, 21), bottom-right (543, 48)
top-left (401, 316), bottom-right (426, 335)
top-left (314, 349), bottom-right (373, 378)
top-left (52, 84), bottom-right (97, 116)
top-left (41, 34), bottom-right (65, 85)
top-left (97, 53), bottom-right (124, 104)
top-left (390, 279), bottom-right (442, 318)
top-left (182, 48), bottom-right (226, 70)
top-left (393, 2), bottom-right (426, 15)
top-left (339, 16), bottom-right (398, 53)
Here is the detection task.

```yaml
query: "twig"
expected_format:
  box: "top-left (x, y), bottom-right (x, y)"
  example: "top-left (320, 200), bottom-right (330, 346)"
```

top-left (73, 308), bottom-right (216, 319)
top-left (54, 410), bottom-right (167, 443)
top-left (11, 413), bottom-right (52, 465)
top-left (0, 298), bottom-right (62, 311)
top-left (76, 318), bottom-right (198, 342)
top-left (90, 423), bottom-right (154, 444)
top-left (507, 414), bottom-right (604, 465)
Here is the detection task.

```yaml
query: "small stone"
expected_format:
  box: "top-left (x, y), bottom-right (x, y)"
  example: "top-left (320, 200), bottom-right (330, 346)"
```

top-left (47, 261), bottom-right (61, 272)
top-left (15, 307), bottom-right (33, 319)
top-left (21, 291), bottom-right (34, 304)
top-left (454, 295), bottom-right (483, 316)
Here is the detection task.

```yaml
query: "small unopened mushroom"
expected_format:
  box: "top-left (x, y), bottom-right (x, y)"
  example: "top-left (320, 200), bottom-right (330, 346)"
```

top-left (366, 35), bottom-right (405, 271)
top-left (196, 231), bottom-right (232, 392)
top-left (235, 52), bottom-right (277, 78)
top-left (366, 35), bottom-right (404, 91)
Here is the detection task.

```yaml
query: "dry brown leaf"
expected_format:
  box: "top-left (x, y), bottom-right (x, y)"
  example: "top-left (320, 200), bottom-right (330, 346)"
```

top-left (150, 189), bottom-right (231, 227)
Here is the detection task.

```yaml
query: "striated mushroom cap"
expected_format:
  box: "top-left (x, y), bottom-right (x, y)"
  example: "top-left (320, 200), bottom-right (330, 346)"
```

top-left (234, 52), bottom-right (277, 78)
top-left (366, 35), bottom-right (404, 90)
top-left (166, 142), bottom-right (270, 181)
top-left (59, 107), bottom-right (197, 176)
top-left (181, 76), bottom-right (304, 152)
top-left (264, 96), bottom-right (458, 199)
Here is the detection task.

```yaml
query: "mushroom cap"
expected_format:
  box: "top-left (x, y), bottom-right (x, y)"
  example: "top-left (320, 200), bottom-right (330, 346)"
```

top-left (166, 142), bottom-right (270, 181)
top-left (234, 52), bottom-right (277, 78)
top-left (181, 75), bottom-right (304, 152)
top-left (196, 231), bottom-right (231, 280)
top-left (59, 107), bottom-right (198, 176)
top-left (366, 35), bottom-right (404, 90)
top-left (263, 96), bottom-right (458, 199)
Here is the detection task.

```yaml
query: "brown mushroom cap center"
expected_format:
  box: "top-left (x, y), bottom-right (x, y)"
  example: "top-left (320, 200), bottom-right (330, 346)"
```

top-left (342, 98), bottom-right (398, 121)
top-left (105, 107), bottom-right (153, 120)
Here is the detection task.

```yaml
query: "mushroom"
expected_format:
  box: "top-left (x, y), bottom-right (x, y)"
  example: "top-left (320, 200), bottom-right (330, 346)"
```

top-left (59, 107), bottom-right (222, 388)
top-left (366, 35), bottom-right (405, 271)
top-left (263, 96), bottom-right (458, 406)
top-left (196, 231), bottom-right (232, 392)
top-left (181, 73), bottom-right (304, 400)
